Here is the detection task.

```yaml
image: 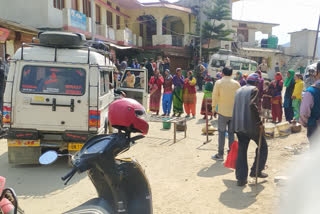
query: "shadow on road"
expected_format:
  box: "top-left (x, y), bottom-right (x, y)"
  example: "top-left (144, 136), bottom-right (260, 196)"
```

top-left (219, 179), bottom-right (266, 210)
top-left (0, 152), bottom-right (87, 197)
top-left (197, 161), bottom-right (233, 178)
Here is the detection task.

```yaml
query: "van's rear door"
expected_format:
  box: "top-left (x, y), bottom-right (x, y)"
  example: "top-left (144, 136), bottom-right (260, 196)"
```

top-left (118, 69), bottom-right (148, 109)
top-left (12, 62), bottom-right (88, 131)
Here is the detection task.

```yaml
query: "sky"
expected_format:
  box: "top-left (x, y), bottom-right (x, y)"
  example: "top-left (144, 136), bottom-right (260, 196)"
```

top-left (138, 0), bottom-right (320, 45)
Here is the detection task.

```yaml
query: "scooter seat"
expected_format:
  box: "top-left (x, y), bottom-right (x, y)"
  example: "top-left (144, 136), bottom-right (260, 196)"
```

top-left (63, 198), bottom-right (113, 214)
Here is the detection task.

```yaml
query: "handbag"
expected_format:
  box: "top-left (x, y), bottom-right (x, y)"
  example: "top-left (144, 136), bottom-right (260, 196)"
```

top-left (224, 141), bottom-right (238, 169)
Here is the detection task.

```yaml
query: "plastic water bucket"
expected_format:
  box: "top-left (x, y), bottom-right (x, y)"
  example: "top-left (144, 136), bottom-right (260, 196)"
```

top-left (276, 122), bottom-right (291, 136)
top-left (162, 119), bottom-right (171, 129)
top-left (265, 124), bottom-right (275, 138)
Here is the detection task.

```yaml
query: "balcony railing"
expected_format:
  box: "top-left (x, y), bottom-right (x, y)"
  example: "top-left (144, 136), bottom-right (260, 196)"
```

top-left (172, 35), bottom-right (183, 47)
top-left (96, 23), bottom-right (104, 36)
top-left (152, 34), bottom-right (188, 47)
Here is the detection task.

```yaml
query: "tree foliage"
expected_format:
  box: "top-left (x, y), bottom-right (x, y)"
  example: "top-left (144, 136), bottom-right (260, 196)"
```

top-left (202, 0), bottom-right (234, 52)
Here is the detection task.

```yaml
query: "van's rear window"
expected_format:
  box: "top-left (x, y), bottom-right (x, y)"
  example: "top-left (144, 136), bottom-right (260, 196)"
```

top-left (20, 66), bottom-right (86, 96)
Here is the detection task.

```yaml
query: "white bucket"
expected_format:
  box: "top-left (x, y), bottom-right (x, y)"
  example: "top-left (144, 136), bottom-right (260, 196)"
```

top-left (265, 124), bottom-right (276, 138)
top-left (276, 122), bottom-right (291, 137)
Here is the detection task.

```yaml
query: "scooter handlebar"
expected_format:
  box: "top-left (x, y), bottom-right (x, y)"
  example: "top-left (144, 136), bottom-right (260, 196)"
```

top-left (61, 167), bottom-right (77, 185)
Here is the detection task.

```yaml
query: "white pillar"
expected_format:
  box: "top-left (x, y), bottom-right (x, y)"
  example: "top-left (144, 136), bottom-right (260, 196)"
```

top-left (156, 17), bottom-right (163, 36)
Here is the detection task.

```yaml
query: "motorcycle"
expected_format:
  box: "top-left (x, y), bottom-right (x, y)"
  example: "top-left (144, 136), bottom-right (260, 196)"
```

top-left (4, 131), bottom-right (152, 214)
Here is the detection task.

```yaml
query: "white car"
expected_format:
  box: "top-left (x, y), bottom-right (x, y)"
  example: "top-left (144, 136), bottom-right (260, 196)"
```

top-left (3, 32), bottom-right (116, 164)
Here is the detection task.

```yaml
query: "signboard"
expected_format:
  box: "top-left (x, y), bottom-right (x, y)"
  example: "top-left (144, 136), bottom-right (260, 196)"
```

top-left (70, 9), bottom-right (87, 31)
top-left (0, 28), bottom-right (9, 43)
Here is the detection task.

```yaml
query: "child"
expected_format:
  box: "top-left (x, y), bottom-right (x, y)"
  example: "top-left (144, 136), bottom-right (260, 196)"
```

top-left (292, 74), bottom-right (304, 121)
top-left (262, 81), bottom-right (272, 121)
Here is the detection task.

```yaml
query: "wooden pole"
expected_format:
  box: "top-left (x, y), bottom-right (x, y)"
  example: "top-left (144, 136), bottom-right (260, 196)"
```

top-left (203, 99), bottom-right (212, 145)
top-left (255, 125), bottom-right (264, 188)
top-left (206, 99), bottom-right (209, 142)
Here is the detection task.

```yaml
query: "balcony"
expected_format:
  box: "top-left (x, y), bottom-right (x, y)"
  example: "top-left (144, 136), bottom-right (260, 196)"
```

top-left (152, 34), bottom-right (190, 47)
top-left (116, 28), bottom-right (134, 45)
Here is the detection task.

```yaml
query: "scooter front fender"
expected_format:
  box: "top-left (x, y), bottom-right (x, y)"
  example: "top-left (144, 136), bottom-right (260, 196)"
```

top-left (117, 158), bottom-right (153, 214)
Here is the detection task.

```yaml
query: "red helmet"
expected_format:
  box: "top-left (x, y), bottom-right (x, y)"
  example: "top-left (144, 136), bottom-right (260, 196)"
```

top-left (108, 98), bottom-right (149, 135)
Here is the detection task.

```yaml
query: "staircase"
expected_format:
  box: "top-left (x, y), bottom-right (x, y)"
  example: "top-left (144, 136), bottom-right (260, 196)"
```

top-left (281, 56), bottom-right (305, 74)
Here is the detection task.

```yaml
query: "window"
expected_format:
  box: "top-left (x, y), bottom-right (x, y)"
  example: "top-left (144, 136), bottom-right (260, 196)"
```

top-left (251, 63), bottom-right (257, 71)
top-left (107, 1), bottom-right (112, 7)
top-left (107, 11), bottom-right (113, 28)
top-left (53, 0), bottom-right (64, 9)
top-left (230, 61), bottom-right (241, 70)
top-left (71, 0), bottom-right (78, 11)
top-left (210, 60), bottom-right (226, 68)
top-left (239, 23), bottom-right (247, 28)
top-left (96, 5), bottom-right (101, 24)
top-left (21, 66), bottom-right (86, 96)
top-left (121, 70), bottom-right (145, 89)
top-left (100, 71), bottom-right (110, 95)
top-left (140, 23), bottom-right (144, 37)
top-left (116, 6), bottom-right (120, 12)
top-left (83, 0), bottom-right (91, 17)
top-left (116, 15), bottom-right (120, 30)
top-left (241, 63), bottom-right (249, 70)
top-left (237, 29), bottom-right (248, 42)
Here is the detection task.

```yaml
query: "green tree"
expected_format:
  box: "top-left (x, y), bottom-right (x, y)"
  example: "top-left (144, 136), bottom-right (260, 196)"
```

top-left (202, 0), bottom-right (234, 53)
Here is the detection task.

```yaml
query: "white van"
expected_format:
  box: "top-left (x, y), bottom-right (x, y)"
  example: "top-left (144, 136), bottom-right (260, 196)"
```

top-left (3, 32), bottom-right (116, 164)
top-left (208, 50), bottom-right (268, 80)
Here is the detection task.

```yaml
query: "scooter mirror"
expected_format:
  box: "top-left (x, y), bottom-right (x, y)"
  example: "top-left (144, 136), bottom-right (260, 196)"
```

top-left (39, 151), bottom-right (59, 165)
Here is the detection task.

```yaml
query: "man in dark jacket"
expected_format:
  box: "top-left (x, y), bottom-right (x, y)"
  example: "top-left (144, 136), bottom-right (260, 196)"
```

top-left (233, 73), bottom-right (268, 186)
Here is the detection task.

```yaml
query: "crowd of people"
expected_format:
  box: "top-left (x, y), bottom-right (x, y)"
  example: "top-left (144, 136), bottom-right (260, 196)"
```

top-left (211, 62), bottom-right (320, 186)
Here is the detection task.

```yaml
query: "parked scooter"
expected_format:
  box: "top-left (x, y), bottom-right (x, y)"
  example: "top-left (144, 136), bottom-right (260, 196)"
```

top-left (4, 98), bottom-right (152, 214)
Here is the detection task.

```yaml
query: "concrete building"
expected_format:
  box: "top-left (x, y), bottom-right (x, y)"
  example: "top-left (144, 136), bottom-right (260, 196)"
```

top-left (284, 29), bottom-right (319, 59)
top-left (0, 0), bottom-right (198, 71)
top-left (231, 19), bottom-right (285, 78)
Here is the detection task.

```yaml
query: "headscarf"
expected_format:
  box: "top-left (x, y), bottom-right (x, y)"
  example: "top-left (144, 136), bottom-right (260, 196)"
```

top-left (275, 72), bottom-right (283, 81)
top-left (284, 69), bottom-right (295, 87)
top-left (247, 73), bottom-right (260, 83)
top-left (236, 71), bottom-right (242, 80)
top-left (255, 70), bottom-right (262, 78)
top-left (243, 74), bottom-right (248, 80)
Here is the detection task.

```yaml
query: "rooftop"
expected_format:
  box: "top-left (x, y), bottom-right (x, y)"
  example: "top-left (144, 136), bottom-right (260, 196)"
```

top-left (141, 2), bottom-right (193, 13)
top-left (0, 17), bottom-right (38, 35)
top-left (116, 0), bottom-right (142, 9)
top-left (289, 29), bottom-right (319, 34)
top-left (233, 19), bottom-right (280, 27)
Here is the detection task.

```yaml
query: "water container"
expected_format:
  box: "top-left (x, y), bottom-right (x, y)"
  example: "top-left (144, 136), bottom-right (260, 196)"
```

top-left (276, 122), bottom-right (291, 137)
top-left (162, 119), bottom-right (171, 129)
top-left (261, 39), bottom-right (268, 48)
top-left (265, 123), bottom-right (276, 138)
top-left (267, 36), bottom-right (278, 49)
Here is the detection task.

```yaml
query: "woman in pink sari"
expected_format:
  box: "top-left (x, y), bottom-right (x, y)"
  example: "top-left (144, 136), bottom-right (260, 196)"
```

top-left (149, 68), bottom-right (164, 115)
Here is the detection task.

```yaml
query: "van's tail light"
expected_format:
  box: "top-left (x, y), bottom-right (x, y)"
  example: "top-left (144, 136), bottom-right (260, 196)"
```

top-left (3, 106), bottom-right (12, 125)
top-left (89, 110), bottom-right (100, 128)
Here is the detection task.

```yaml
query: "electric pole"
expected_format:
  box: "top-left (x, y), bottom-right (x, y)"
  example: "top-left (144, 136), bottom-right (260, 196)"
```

top-left (91, 0), bottom-right (95, 41)
top-left (199, 0), bottom-right (203, 61)
top-left (312, 15), bottom-right (320, 62)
